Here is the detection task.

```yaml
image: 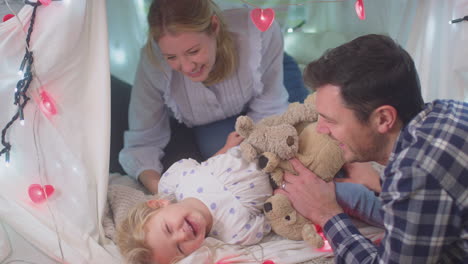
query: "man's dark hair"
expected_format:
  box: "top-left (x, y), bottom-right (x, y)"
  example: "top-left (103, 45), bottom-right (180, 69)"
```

top-left (304, 34), bottom-right (424, 125)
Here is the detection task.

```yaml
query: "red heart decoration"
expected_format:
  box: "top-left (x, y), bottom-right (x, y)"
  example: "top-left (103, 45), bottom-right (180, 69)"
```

top-left (355, 0), bottom-right (366, 20)
top-left (28, 184), bottom-right (55, 203)
top-left (39, 0), bottom-right (52, 6)
top-left (250, 8), bottom-right (275, 32)
top-left (39, 90), bottom-right (58, 116)
top-left (3, 14), bottom-right (14, 22)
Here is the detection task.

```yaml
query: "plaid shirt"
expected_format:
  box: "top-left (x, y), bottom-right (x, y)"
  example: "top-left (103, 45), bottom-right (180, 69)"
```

top-left (324, 100), bottom-right (468, 263)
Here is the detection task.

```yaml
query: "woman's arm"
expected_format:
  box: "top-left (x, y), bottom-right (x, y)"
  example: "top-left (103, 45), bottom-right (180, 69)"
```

top-left (119, 48), bottom-right (171, 192)
top-left (138, 170), bottom-right (161, 194)
top-left (246, 20), bottom-right (289, 122)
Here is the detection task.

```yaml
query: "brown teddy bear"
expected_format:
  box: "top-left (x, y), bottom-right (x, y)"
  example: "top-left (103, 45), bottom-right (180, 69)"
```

top-left (235, 94), bottom-right (345, 248)
top-left (263, 193), bottom-right (324, 248)
top-left (235, 94), bottom-right (318, 163)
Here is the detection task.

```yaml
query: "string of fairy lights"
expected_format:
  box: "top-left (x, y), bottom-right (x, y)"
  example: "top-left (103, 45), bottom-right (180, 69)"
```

top-left (240, 0), bottom-right (366, 32)
top-left (0, 1), bottom-right (41, 165)
top-left (1, 0), bottom-right (60, 168)
top-left (1, 2), bottom-right (466, 169)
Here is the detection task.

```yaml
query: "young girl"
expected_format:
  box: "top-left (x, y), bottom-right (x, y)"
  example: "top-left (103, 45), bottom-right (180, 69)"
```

top-left (116, 146), bottom-right (273, 264)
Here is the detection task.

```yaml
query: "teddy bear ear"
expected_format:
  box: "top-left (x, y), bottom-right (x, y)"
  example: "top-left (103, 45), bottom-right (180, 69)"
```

top-left (235, 115), bottom-right (254, 138)
top-left (304, 93), bottom-right (317, 106)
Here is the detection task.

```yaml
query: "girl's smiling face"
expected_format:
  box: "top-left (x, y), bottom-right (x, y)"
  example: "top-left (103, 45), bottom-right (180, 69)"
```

top-left (145, 198), bottom-right (213, 264)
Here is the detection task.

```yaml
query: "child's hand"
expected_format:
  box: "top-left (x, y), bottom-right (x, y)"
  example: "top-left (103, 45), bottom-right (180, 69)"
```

top-left (213, 132), bottom-right (244, 156)
top-left (224, 131), bottom-right (244, 149)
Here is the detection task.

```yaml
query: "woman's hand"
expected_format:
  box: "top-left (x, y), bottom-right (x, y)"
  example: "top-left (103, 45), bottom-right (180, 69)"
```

top-left (335, 162), bottom-right (382, 193)
top-left (138, 170), bottom-right (161, 194)
top-left (213, 131), bottom-right (244, 156)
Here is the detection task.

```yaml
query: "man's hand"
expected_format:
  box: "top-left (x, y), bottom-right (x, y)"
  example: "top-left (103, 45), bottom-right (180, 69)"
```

top-left (213, 131), bottom-right (244, 156)
top-left (138, 170), bottom-right (161, 194)
top-left (275, 158), bottom-right (343, 227)
top-left (336, 162), bottom-right (382, 193)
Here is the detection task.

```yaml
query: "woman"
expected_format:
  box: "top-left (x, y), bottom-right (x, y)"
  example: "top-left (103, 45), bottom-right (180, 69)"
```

top-left (119, 0), bottom-right (290, 193)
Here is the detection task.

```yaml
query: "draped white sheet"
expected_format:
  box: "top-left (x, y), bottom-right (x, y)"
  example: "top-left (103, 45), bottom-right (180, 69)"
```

top-left (0, 0), bottom-right (120, 263)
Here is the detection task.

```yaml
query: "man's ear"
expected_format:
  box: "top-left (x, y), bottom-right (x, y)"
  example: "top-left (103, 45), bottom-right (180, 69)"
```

top-left (211, 15), bottom-right (220, 35)
top-left (147, 199), bottom-right (170, 209)
top-left (372, 105), bottom-right (398, 134)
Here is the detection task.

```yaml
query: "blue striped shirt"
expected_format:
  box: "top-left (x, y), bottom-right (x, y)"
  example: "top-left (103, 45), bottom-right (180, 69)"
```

top-left (324, 100), bottom-right (468, 263)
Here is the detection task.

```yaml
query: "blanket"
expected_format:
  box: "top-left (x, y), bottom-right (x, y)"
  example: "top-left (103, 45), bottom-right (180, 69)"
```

top-left (103, 173), bottom-right (384, 264)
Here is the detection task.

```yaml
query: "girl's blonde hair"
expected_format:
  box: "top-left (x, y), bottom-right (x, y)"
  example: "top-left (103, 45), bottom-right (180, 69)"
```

top-left (145, 0), bottom-right (237, 86)
top-left (115, 201), bottom-right (161, 264)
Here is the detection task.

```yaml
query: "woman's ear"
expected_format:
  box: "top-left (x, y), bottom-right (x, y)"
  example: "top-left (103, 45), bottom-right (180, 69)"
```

top-left (146, 199), bottom-right (170, 209)
top-left (211, 15), bottom-right (220, 35)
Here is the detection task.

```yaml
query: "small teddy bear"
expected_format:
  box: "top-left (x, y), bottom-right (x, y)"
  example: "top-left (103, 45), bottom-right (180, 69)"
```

top-left (235, 94), bottom-right (318, 163)
top-left (263, 193), bottom-right (324, 248)
top-left (236, 94), bottom-right (344, 185)
top-left (261, 122), bottom-right (345, 188)
top-left (235, 94), bottom-right (345, 248)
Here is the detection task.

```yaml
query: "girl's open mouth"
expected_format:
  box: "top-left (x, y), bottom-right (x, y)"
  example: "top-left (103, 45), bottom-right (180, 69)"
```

top-left (185, 218), bottom-right (198, 237)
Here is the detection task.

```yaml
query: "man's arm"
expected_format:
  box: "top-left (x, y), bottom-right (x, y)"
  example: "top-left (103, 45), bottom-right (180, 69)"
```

top-left (278, 159), bottom-right (459, 264)
top-left (275, 158), bottom-right (381, 263)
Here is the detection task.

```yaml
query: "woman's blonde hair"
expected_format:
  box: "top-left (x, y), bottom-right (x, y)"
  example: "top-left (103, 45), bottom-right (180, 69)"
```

top-left (146, 0), bottom-right (237, 86)
top-left (115, 201), bottom-right (162, 264)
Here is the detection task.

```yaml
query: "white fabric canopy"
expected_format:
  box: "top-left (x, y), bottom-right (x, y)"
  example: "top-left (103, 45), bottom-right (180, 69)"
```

top-left (0, 0), bottom-right (120, 263)
top-left (0, 0), bottom-right (466, 263)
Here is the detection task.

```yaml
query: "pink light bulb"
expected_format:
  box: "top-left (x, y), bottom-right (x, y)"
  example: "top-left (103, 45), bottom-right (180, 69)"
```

top-left (39, 0), bottom-right (52, 6)
top-left (28, 184), bottom-right (55, 203)
top-left (250, 8), bottom-right (275, 32)
top-left (317, 230), bottom-right (333, 252)
top-left (40, 90), bottom-right (57, 116)
top-left (355, 0), bottom-right (366, 20)
top-left (3, 14), bottom-right (14, 22)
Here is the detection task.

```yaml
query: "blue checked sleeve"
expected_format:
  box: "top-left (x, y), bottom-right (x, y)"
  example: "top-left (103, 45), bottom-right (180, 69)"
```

top-left (324, 213), bottom-right (380, 264)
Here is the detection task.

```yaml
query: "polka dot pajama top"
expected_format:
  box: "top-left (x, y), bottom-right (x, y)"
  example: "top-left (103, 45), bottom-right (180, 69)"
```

top-left (158, 147), bottom-right (273, 245)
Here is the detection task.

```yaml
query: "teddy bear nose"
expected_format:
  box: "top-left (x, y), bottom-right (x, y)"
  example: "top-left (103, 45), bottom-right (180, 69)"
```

top-left (286, 136), bottom-right (294, 146)
top-left (258, 155), bottom-right (268, 169)
top-left (264, 202), bottom-right (273, 212)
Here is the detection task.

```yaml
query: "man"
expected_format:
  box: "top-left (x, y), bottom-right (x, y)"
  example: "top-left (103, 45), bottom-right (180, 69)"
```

top-left (276, 34), bottom-right (468, 263)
